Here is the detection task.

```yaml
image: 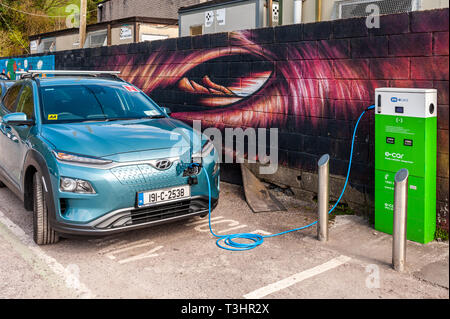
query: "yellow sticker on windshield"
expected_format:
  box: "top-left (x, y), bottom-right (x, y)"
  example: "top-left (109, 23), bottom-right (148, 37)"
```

top-left (48, 114), bottom-right (58, 120)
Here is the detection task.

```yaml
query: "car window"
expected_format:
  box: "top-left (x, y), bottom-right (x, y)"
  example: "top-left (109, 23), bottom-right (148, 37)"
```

top-left (16, 85), bottom-right (34, 119)
top-left (2, 83), bottom-right (23, 112)
top-left (40, 84), bottom-right (163, 123)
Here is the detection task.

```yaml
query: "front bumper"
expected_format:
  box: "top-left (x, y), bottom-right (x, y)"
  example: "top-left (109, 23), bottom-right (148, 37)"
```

top-left (52, 196), bottom-right (218, 236)
top-left (48, 150), bottom-right (220, 236)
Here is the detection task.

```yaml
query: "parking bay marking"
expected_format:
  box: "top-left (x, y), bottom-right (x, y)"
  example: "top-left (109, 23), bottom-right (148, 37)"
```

top-left (0, 209), bottom-right (95, 298)
top-left (98, 239), bottom-right (164, 264)
top-left (94, 217), bottom-right (272, 265)
top-left (243, 255), bottom-right (352, 299)
top-left (185, 216), bottom-right (272, 236)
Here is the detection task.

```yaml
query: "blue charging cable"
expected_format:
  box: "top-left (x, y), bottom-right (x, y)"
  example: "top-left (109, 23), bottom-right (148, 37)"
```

top-left (201, 105), bottom-right (375, 251)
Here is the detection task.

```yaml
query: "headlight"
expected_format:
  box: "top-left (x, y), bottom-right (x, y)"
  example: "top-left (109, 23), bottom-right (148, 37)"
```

top-left (60, 177), bottom-right (96, 194)
top-left (53, 151), bottom-right (112, 165)
top-left (192, 140), bottom-right (215, 163)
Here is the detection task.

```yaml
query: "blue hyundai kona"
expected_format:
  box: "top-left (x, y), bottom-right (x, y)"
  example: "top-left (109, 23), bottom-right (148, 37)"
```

top-left (0, 71), bottom-right (220, 245)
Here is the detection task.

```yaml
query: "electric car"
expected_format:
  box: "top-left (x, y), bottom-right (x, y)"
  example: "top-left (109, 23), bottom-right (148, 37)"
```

top-left (0, 71), bottom-right (220, 245)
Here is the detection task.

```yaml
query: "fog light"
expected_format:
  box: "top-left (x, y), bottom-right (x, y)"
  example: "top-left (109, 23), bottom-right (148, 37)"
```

top-left (60, 177), bottom-right (95, 194)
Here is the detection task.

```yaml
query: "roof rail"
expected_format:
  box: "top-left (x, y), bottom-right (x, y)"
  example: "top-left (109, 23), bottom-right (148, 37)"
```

top-left (15, 70), bottom-right (122, 80)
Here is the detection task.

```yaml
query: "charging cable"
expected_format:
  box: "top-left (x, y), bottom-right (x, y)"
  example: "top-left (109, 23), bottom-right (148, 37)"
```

top-left (201, 105), bottom-right (375, 251)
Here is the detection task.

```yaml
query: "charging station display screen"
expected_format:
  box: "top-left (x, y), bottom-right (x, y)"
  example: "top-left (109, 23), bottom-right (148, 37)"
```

top-left (395, 106), bottom-right (404, 114)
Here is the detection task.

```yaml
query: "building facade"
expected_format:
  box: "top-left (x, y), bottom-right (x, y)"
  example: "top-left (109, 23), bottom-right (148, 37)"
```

top-left (179, 0), bottom-right (449, 36)
top-left (97, 0), bottom-right (207, 22)
top-left (29, 17), bottom-right (178, 54)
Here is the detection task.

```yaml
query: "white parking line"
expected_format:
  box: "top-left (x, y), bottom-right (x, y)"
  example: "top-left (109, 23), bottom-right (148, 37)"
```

top-left (0, 210), bottom-right (95, 299)
top-left (243, 255), bottom-right (351, 299)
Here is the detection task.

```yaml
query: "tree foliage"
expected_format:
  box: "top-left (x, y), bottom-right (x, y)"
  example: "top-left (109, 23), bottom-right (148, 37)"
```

top-left (0, 0), bottom-right (103, 57)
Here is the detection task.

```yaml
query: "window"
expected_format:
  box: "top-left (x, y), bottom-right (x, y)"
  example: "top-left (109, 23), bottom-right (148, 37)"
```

top-left (16, 85), bottom-right (34, 119)
top-left (38, 37), bottom-right (56, 53)
top-left (2, 83), bottom-right (23, 112)
top-left (332, 0), bottom-right (420, 20)
top-left (86, 30), bottom-right (107, 48)
top-left (190, 25), bottom-right (203, 36)
top-left (141, 34), bottom-right (169, 42)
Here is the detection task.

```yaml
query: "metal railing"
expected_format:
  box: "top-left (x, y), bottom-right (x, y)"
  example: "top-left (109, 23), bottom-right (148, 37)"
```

top-left (15, 70), bottom-right (121, 80)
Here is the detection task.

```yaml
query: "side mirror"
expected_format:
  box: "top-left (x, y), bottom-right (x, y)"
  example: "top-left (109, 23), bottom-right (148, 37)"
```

top-left (1, 113), bottom-right (35, 126)
top-left (161, 107), bottom-right (172, 117)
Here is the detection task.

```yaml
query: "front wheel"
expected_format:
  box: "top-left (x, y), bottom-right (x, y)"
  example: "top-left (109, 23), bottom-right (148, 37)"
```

top-left (33, 172), bottom-right (59, 245)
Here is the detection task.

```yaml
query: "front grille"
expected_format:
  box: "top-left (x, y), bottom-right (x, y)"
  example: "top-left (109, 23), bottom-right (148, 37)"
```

top-left (130, 200), bottom-right (193, 225)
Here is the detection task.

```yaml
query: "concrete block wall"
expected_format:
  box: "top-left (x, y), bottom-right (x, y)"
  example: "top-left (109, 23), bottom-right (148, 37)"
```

top-left (3, 8), bottom-right (449, 231)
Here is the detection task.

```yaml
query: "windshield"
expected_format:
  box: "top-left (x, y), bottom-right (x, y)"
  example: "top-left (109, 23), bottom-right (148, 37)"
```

top-left (39, 84), bottom-right (164, 123)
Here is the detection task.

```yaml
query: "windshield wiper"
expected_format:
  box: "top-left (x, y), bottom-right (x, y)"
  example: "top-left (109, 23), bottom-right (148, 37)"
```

top-left (147, 115), bottom-right (166, 119)
top-left (77, 118), bottom-right (109, 123)
top-left (105, 115), bottom-right (166, 122)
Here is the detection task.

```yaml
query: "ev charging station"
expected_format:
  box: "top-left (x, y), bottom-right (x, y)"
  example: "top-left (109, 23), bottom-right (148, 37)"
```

top-left (375, 88), bottom-right (437, 244)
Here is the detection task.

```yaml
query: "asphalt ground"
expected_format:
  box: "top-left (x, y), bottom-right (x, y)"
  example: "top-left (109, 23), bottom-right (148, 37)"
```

top-left (0, 182), bottom-right (448, 299)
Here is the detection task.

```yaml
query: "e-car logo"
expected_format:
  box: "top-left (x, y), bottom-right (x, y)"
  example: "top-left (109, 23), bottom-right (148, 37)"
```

top-left (385, 152), bottom-right (404, 159)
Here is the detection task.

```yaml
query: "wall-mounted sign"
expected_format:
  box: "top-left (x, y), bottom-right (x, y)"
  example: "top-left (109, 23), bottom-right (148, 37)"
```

top-left (120, 25), bottom-right (133, 40)
top-left (273, 2), bottom-right (279, 23)
top-left (73, 35), bottom-right (80, 47)
top-left (30, 40), bottom-right (38, 51)
top-left (205, 11), bottom-right (214, 27)
top-left (216, 8), bottom-right (226, 26)
top-left (205, 9), bottom-right (226, 28)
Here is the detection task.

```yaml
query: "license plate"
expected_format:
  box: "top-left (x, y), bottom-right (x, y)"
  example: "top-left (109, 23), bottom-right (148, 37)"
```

top-left (137, 185), bottom-right (190, 207)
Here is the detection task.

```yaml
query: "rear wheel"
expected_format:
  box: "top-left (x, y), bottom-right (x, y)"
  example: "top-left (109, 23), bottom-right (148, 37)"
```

top-left (33, 172), bottom-right (59, 245)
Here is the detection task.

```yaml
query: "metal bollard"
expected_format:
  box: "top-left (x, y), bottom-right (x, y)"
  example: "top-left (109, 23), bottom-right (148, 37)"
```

top-left (393, 168), bottom-right (409, 272)
top-left (318, 154), bottom-right (330, 242)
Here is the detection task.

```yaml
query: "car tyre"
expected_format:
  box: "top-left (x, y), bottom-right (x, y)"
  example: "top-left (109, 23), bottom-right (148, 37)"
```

top-left (33, 172), bottom-right (59, 245)
top-left (0, 180), bottom-right (5, 188)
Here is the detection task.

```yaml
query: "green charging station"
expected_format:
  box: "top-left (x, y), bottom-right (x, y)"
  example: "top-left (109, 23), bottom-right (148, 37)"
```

top-left (375, 88), bottom-right (437, 244)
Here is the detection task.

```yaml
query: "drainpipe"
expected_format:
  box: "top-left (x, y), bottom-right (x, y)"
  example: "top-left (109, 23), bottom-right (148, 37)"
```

top-left (316, 0), bottom-right (322, 22)
top-left (107, 23), bottom-right (112, 46)
top-left (294, 0), bottom-right (303, 24)
top-left (279, 0), bottom-right (283, 25)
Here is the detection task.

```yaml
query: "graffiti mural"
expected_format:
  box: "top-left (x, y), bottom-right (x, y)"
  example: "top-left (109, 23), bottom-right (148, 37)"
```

top-left (12, 8), bottom-right (447, 228)
top-left (108, 30), bottom-right (385, 170)
top-left (0, 55), bottom-right (55, 80)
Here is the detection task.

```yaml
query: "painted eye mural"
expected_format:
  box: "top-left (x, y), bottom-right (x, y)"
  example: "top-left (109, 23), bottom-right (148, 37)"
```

top-left (99, 23), bottom-right (447, 175)
top-left (117, 30), bottom-right (381, 137)
top-left (142, 44), bottom-right (277, 112)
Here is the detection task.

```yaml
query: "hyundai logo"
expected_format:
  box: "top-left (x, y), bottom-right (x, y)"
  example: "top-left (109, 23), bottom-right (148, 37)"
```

top-left (391, 97), bottom-right (398, 103)
top-left (155, 159), bottom-right (172, 170)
